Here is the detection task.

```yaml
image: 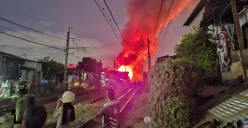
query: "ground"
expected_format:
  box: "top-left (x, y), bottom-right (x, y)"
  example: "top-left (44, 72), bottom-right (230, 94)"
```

top-left (0, 84), bottom-right (131, 128)
top-left (121, 87), bottom-right (150, 128)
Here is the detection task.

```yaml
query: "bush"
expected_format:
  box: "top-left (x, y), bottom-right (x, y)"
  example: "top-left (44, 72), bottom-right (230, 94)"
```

top-left (148, 59), bottom-right (206, 128)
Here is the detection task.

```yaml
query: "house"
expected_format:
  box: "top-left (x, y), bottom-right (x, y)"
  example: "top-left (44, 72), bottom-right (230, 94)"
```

top-left (184, 0), bottom-right (248, 126)
top-left (156, 55), bottom-right (176, 64)
top-left (184, 0), bottom-right (248, 82)
top-left (0, 51), bottom-right (42, 85)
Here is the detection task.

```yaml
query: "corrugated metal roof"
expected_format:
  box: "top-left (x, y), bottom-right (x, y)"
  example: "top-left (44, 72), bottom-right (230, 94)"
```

top-left (208, 87), bottom-right (248, 123)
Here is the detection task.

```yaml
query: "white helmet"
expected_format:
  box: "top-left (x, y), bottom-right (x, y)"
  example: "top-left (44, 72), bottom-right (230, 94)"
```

top-left (144, 116), bottom-right (152, 127)
top-left (61, 91), bottom-right (75, 103)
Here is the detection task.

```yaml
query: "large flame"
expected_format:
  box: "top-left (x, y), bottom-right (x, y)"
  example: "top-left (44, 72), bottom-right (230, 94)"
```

top-left (118, 65), bottom-right (133, 79)
top-left (116, 0), bottom-right (196, 81)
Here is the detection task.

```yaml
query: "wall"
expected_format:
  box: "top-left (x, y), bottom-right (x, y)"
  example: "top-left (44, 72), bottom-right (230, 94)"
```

top-left (222, 49), bottom-right (248, 81)
top-left (221, 8), bottom-right (248, 81)
top-left (189, 7), bottom-right (205, 31)
top-left (23, 61), bottom-right (42, 72)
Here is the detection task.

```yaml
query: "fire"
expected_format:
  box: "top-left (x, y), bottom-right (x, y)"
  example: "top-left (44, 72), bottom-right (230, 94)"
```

top-left (118, 65), bottom-right (133, 79)
top-left (116, 0), bottom-right (195, 81)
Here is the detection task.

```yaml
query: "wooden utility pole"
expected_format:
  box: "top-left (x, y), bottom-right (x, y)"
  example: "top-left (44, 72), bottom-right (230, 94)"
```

top-left (147, 38), bottom-right (151, 71)
top-left (230, 0), bottom-right (247, 81)
top-left (64, 27), bottom-right (74, 92)
top-left (114, 60), bottom-right (116, 71)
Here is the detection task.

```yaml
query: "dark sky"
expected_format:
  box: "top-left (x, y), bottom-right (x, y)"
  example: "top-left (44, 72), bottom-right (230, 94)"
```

top-left (0, 0), bottom-right (198, 68)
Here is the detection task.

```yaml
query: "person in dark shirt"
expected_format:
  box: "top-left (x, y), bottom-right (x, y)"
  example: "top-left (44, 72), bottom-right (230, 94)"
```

top-left (100, 88), bottom-right (120, 128)
top-left (22, 105), bottom-right (47, 128)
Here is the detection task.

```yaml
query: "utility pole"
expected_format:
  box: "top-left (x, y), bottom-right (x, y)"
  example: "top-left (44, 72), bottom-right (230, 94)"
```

top-left (147, 38), bottom-right (151, 71)
top-left (114, 60), bottom-right (116, 71)
top-left (230, 0), bottom-right (247, 81)
top-left (64, 27), bottom-right (74, 92)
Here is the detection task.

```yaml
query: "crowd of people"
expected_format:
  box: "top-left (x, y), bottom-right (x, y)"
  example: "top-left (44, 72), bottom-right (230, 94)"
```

top-left (10, 80), bottom-right (120, 128)
top-left (11, 81), bottom-right (76, 128)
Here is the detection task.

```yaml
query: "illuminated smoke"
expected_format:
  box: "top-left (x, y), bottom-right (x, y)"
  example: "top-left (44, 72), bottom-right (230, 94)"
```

top-left (116, 0), bottom-right (195, 81)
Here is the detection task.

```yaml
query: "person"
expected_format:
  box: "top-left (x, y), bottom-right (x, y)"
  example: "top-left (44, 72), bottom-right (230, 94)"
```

top-left (25, 94), bottom-right (35, 109)
top-left (22, 105), bottom-right (47, 128)
top-left (237, 120), bottom-right (244, 128)
top-left (144, 116), bottom-right (152, 128)
top-left (53, 91), bottom-right (76, 128)
top-left (22, 94), bottom-right (36, 124)
top-left (100, 88), bottom-right (120, 128)
top-left (11, 81), bottom-right (28, 128)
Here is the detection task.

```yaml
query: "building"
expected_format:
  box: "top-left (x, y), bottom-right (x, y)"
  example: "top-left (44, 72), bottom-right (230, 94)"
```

top-left (184, 0), bottom-right (248, 127)
top-left (183, 0), bottom-right (206, 31)
top-left (0, 51), bottom-right (42, 98)
top-left (156, 55), bottom-right (176, 64)
top-left (184, 0), bottom-right (248, 82)
top-left (0, 51), bottom-right (42, 85)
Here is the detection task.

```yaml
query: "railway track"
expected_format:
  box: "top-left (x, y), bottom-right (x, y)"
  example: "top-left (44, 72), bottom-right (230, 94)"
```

top-left (78, 87), bottom-right (137, 128)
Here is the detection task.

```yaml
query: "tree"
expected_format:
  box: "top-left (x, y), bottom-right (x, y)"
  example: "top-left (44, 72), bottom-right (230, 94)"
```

top-left (37, 57), bottom-right (63, 80)
top-left (149, 59), bottom-right (206, 128)
top-left (77, 57), bottom-right (97, 72)
top-left (175, 28), bottom-right (217, 75)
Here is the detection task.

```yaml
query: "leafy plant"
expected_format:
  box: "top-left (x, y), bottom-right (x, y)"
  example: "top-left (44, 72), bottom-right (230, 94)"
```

top-left (37, 57), bottom-right (64, 80)
top-left (175, 28), bottom-right (217, 75)
top-left (149, 59), bottom-right (206, 128)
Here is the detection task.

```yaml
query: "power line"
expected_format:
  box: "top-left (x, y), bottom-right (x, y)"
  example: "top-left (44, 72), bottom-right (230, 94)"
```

top-left (158, 0), bottom-right (174, 42)
top-left (152, 0), bottom-right (165, 40)
top-left (0, 24), bottom-right (63, 48)
top-left (103, 0), bottom-right (124, 40)
top-left (0, 31), bottom-right (64, 50)
top-left (159, 0), bottom-right (181, 45)
top-left (0, 17), bottom-right (66, 41)
top-left (94, 0), bottom-right (122, 43)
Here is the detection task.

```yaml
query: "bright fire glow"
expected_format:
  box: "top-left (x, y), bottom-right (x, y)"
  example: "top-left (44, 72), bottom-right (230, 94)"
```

top-left (118, 65), bottom-right (133, 79)
top-left (116, 0), bottom-right (195, 81)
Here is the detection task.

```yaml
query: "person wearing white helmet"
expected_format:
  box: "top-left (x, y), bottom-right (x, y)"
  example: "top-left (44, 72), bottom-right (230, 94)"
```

top-left (144, 116), bottom-right (152, 128)
top-left (53, 91), bottom-right (76, 128)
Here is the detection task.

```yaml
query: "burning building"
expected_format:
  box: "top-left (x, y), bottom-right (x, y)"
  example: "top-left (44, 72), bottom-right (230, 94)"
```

top-left (116, 0), bottom-right (196, 81)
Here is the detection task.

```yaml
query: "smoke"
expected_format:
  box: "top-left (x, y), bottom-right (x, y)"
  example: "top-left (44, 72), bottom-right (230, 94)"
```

top-left (116, 0), bottom-right (196, 81)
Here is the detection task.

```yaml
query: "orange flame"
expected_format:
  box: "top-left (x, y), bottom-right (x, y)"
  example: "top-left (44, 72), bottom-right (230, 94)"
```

top-left (118, 65), bottom-right (133, 79)
top-left (116, 0), bottom-right (196, 81)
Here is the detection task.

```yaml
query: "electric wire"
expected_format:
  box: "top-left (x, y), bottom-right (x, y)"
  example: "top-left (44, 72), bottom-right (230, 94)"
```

top-left (0, 17), bottom-right (66, 41)
top-left (0, 31), bottom-right (64, 50)
top-left (158, 0), bottom-right (174, 43)
top-left (159, 0), bottom-right (181, 45)
top-left (103, 0), bottom-right (124, 40)
top-left (152, 0), bottom-right (165, 40)
top-left (94, 0), bottom-right (122, 43)
top-left (0, 24), bottom-right (63, 49)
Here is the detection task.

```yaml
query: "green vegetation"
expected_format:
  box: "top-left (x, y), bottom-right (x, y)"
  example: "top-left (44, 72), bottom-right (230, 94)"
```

top-left (37, 56), bottom-right (64, 80)
top-left (149, 59), bottom-right (206, 128)
top-left (175, 28), bottom-right (217, 75)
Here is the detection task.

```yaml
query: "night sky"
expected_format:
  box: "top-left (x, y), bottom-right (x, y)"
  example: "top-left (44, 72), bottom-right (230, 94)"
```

top-left (0, 0), bottom-right (198, 68)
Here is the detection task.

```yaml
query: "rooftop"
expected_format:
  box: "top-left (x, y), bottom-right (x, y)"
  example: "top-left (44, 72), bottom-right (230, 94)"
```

top-left (184, 0), bottom-right (248, 27)
top-left (184, 0), bottom-right (206, 26)
top-left (0, 51), bottom-right (38, 62)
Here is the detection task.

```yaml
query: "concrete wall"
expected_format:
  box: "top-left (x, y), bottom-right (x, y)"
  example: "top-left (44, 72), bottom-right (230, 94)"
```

top-left (23, 61), bottom-right (42, 72)
top-left (189, 7), bottom-right (205, 31)
top-left (222, 49), bottom-right (248, 81)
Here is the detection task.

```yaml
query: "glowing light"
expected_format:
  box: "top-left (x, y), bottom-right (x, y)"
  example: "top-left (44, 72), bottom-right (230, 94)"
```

top-left (118, 65), bottom-right (133, 79)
